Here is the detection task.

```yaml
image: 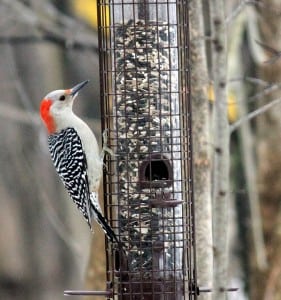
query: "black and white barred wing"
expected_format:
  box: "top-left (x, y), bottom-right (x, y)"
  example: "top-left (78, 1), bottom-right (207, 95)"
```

top-left (48, 127), bottom-right (92, 228)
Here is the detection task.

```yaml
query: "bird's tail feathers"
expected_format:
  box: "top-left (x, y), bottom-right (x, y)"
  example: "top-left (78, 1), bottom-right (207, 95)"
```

top-left (94, 208), bottom-right (119, 244)
top-left (90, 193), bottom-right (119, 243)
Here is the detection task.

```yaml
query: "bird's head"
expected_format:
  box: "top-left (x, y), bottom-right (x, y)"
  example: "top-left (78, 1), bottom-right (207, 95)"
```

top-left (40, 80), bottom-right (89, 134)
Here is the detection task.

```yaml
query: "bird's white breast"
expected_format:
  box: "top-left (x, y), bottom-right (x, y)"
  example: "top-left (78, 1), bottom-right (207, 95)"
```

top-left (53, 110), bottom-right (103, 192)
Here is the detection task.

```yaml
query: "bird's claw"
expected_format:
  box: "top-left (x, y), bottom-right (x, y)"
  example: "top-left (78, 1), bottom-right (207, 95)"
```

top-left (101, 129), bottom-right (115, 160)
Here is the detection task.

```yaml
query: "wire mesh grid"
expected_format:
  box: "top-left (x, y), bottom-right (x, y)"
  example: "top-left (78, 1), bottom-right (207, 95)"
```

top-left (98, 0), bottom-right (197, 298)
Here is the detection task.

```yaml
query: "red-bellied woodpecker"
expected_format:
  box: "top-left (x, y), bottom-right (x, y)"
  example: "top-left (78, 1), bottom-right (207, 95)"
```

top-left (39, 80), bottom-right (118, 243)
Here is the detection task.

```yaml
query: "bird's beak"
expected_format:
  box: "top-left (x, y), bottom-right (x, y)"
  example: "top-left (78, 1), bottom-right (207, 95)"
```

top-left (69, 80), bottom-right (89, 96)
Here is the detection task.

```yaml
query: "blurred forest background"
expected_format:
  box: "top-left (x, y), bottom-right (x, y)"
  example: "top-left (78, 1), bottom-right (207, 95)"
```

top-left (0, 0), bottom-right (281, 300)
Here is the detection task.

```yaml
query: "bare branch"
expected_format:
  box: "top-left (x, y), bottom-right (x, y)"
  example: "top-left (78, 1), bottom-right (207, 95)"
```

top-left (0, 103), bottom-right (40, 125)
top-left (244, 76), bottom-right (273, 87)
top-left (229, 77), bottom-right (281, 104)
top-left (256, 40), bottom-right (281, 64)
top-left (0, 0), bottom-right (99, 52)
top-left (230, 97), bottom-right (281, 133)
top-left (249, 84), bottom-right (281, 103)
top-left (225, 0), bottom-right (260, 25)
top-left (0, 102), bottom-right (99, 132)
top-left (0, 35), bottom-right (98, 52)
top-left (246, 7), bottom-right (268, 64)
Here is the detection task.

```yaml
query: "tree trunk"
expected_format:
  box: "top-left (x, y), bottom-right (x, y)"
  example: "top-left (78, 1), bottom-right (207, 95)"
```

top-left (209, 0), bottom-right (229, 299)
top-left (190, 1), bottom-right (213, 298)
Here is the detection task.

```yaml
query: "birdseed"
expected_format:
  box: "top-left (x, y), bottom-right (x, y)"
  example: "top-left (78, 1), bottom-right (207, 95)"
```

top-left (112, 19), bottom-right (183, 277)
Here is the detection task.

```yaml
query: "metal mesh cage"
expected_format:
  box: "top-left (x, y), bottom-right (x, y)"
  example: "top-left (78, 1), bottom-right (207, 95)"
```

top-left (98, 0), bottom-right (197, 298)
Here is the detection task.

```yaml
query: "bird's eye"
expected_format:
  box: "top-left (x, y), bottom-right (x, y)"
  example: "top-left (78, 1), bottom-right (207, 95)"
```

top-left (59, 95), bottom-right (66, 101)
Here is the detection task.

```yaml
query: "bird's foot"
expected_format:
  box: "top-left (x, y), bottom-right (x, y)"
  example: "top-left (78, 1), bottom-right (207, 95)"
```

top-left (100, 129), bottom-right (115, 160)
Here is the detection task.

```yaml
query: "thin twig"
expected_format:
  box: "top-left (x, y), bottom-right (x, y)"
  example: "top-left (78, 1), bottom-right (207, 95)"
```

top-left (226, 0), bottom-right (248, 25)
top-left (1, 0), bottom-right (99, 52)
top-left (229, 77), bottom-right (281, 104)
top-left (229, 76), bottom-right (270, 87)
top-left (0, 35), bottom-right (99, 52)
top-left (0, 103), bottom-right (40, 125)
top-left (0, 102), bottom-right (99, 133)
top-left (230, 97), bottom-right (281, 133)
top-left (244, 76), bottom-right (274, 87)
top-left (239, 77), bottom-right (281, 104)
top-left (249, 85), bottom-right (280, 102)
top-left (256, 40), bottom-right (281, 64)
top-left (225, 0), bottom-right (261, 25)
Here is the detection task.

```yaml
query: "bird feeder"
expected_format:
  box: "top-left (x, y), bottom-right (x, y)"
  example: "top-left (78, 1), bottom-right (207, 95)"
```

top-left (98, 0), bottom-right (197, 298)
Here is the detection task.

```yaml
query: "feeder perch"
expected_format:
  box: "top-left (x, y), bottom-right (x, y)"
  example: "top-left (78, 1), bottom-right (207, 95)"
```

top-left (98, 0), bottom-right (197, 298)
